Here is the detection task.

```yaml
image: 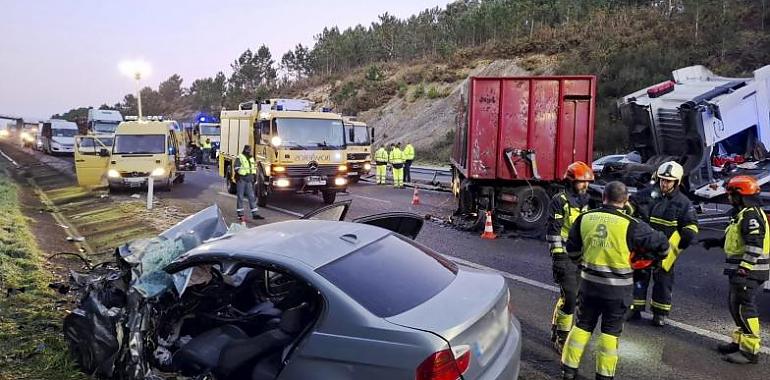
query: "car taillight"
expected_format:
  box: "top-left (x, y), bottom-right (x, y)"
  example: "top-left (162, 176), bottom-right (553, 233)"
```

top-left (416, 346), bottom-right (471, 380)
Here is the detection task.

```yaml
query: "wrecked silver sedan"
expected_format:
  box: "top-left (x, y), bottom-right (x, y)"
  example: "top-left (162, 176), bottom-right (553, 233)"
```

top-left (64, 203), bottom-right (522, 380)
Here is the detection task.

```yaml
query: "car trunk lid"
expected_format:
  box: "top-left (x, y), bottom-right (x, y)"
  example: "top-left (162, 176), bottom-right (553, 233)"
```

top-left (385, 268), bottom-right (510, 378)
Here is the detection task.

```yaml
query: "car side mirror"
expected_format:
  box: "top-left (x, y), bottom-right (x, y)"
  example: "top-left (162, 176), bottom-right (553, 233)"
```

top-left (99, 148), bottom-right (110, 157)
top-left (370, 129), bottom-right (375, 143)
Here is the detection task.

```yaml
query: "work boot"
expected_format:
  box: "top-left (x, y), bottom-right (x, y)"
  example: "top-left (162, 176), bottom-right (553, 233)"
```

top-left (252, 213), bottom-right (265, 220)
top-left (723, 351), bottom-right (759, 364)
top-left (596, 375), bottom-right (614, 380)
top-left (626, 309), bottom-right (642, 321)
top-left (717, 342), bottom-right (740, 354)
top-left (561, 366), bottom-right (578, 380)
top-left (651, 313), bottom-right (666, 327)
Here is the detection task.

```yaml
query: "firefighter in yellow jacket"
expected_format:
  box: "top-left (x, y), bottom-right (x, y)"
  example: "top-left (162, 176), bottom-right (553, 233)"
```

top-left (702, 175), bottom-right (768, 364)
top-left (561, 181), bottom-right (669, 380)
top-left (547, 161), bottom-right (594, 353)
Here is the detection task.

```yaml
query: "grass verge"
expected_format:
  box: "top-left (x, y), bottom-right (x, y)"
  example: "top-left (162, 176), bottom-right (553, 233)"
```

top-left (0, 174), bottom-right (84, 380)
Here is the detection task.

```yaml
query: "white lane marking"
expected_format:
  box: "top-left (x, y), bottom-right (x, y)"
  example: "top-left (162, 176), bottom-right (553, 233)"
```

top-left (347, 194), bottom-right (391, 204)
top-left (0, 149), bottom-right (20, 167)
top-left (217, 191), bottom-right (304, 217)
top-left (448, 255), bottom-right (770, 354)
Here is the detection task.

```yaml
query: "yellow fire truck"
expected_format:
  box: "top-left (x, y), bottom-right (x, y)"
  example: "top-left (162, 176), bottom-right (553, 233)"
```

top-left (219, 99), bottom-right (348, 205)
top-left (343, 117), bottom-right (374, 183)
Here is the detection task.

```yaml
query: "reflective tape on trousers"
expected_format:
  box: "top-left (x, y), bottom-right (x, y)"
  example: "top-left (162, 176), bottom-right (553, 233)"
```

top-left (581, 272), bottom-right (634, 286)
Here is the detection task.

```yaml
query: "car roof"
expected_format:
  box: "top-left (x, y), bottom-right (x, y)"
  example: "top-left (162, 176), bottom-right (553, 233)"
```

top-left (179, 220), bottom-right (391, 270)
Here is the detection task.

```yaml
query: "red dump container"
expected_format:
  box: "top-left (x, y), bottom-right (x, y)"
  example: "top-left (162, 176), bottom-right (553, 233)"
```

top-left (452, 76), bottom-right (597, 182)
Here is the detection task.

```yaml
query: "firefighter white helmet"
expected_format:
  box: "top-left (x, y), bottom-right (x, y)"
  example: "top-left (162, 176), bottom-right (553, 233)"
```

top-left (656, 161), bottom-right (684, 182)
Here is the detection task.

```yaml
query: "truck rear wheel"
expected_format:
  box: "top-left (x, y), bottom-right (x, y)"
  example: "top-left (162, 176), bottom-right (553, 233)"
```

top-left (322, 190), bottom-right (337, 204)
top-left (510, 186), bottom-right (549, 231)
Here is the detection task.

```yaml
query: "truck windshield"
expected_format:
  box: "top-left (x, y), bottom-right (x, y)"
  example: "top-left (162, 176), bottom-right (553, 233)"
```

top-left (200, 126), bottom-right (220, 135)
top-left (346, 125), bottom-right (370, 146)
top-left (53, 129), bottom-right (77, 137)
top-left (274, 118), bottom-right (345, 150)
top-left (113, 135), bottom-right (165, 154)
top-left (93, 122), bottom-right (120, 134)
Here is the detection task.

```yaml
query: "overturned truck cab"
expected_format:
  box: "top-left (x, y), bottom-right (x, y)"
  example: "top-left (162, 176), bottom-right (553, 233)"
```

top-left (602, 65), bottom-right (770, 201)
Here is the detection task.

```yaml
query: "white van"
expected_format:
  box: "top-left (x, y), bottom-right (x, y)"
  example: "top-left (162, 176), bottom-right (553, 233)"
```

top-left (41, 119), bottom-right (78, 155)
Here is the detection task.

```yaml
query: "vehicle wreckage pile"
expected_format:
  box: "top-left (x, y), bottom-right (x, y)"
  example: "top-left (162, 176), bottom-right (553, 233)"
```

top-left (63, 206), bottom-right (320, 379)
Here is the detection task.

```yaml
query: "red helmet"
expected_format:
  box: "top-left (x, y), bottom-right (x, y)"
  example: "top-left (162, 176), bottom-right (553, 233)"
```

top-left (564, 161), bottom-right (595, 182)
top-left (726, 175), bottom-right (760, 196)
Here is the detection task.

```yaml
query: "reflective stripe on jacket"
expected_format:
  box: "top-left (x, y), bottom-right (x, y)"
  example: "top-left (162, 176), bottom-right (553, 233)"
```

top-left (566, 206), bottom-right (669, 290)
top-left (724, 206), bottom-right (770, 281)
top-left (389, 148), bottom-right (404, 164)
top-left (236, 154), bottom-right (257, 176)
top-left (546, 190), bottom-right (590, 255)
top-left (375, 148), bottom-right (388, 164)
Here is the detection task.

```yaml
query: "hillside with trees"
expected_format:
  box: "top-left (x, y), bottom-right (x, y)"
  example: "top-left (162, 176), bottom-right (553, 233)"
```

top-left (54, 0), bottom-right (770, 156)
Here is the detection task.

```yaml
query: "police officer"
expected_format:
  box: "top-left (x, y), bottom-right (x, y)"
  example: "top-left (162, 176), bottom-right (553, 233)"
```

top-left (374, 145), bottom-right (388, 185)
top-left (403, 142), bottom-right (415, 183)
top-left (234, 145), bottom-right (264, 221)
top-left (628, 161), bottom-right (698, 326)
top-left (202, 138), bottom-right (212, 165)
top-left (561, 181), bottom-right (669, 380)
top-left (702, 175), bottom-right (768, 364)
top-left (547, 161), bottom-right (594, 353)
top-left (390, 142), bottom-right (405, 188)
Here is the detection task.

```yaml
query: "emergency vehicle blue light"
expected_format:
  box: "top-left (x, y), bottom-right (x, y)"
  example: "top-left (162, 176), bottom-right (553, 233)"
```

top-left (276, 105), bottom-right (284, 111)
top-left (322, 107), bottom-right (332, 112)
top-left (199, 117), bottom-right (206, 122)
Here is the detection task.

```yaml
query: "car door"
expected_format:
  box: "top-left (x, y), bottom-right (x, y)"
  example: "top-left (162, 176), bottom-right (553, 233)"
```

top-left (352, 212), bottom-right (424, 239)
top-left (300, 200), bottom-right (352, 221)
top-left (74, 135), bottom-right (110, 187)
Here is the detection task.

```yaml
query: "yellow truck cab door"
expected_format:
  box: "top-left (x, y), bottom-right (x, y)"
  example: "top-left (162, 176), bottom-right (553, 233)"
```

top-left (74, 135), bottom-right (110, 187)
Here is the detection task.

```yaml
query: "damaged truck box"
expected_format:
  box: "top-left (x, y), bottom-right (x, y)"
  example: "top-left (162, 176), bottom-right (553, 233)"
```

top-left (600, 64), bottom-right (770, 201)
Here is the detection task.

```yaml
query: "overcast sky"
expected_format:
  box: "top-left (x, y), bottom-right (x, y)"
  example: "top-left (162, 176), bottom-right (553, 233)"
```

top-left (0, 0), bottom-right (450, 120)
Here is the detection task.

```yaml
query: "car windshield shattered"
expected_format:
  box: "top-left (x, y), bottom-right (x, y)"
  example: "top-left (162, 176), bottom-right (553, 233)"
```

top-left (63, 205), bottom-right (322, 379)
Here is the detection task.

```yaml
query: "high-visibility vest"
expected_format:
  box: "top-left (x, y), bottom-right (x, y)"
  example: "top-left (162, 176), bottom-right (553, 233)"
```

top-left (375, 148), bottom-right (388, 163)
top-left (547, 192), bottom-right (589, 255)
top-left (202, 140), bottom-right (212, 149)
top-left (403, 144), bottom-right (415, 160)
top-left (389, 148), bottom-right (404, 164)
top-left (724, 206), bottom-right (770, 278)
top-left (578, 209), bottom-right (635, 287)
top-left (237, 154), bottom-right (257, 176)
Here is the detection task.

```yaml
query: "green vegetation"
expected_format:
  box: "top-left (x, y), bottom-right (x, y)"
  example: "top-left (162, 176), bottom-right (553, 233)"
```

top-left (0, 175), bottom-right (84, 380)
top-left (55, 1), bottom-right (770, 153)
top-left (422, 129), bottom-right (456, 165)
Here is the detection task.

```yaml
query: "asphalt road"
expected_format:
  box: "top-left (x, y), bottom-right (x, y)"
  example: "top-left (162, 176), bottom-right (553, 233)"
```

top-left (156, 165), bottom-right (770, 379)
top-left (3, 147), bottom-right (769, 379)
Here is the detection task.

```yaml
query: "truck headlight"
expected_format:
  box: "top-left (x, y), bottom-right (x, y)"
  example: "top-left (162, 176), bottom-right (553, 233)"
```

top-left (363, 163), bottom-right (371, 170)
top-left (338, 165), bottom-right (347, 172)
top-left (335, 177), bottom-right (347, 186)
top-left (151, 167), bottom-right (166, 177)
top-left (0, 130), bottom-right (8, 138)
top-left (273, 166), bottom-right (286, 173)
top-left (275, 178), bottom-right (290, 187)
top-left (107, 169), bottom-right (121, 178)
top-left (271, 136), bottom-right (282, 147)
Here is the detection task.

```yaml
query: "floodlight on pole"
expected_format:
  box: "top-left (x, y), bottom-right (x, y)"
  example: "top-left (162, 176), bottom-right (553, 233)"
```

top-left (119, 60), bottom-right (151, 119)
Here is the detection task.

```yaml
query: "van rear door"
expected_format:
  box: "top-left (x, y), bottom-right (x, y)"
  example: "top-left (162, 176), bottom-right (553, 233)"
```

top-left (74, 135), bottom-right (110, 187)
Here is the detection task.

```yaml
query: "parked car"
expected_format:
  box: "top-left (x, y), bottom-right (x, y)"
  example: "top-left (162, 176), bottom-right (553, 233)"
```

top-left (64, 203), bottom-right (522, 380)
top-left (592, 152), bottom-right (641, 174)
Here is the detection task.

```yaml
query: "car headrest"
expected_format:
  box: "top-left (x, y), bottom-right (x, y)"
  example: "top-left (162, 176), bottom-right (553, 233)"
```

top-left (279, 303), bottom-right (309, 335)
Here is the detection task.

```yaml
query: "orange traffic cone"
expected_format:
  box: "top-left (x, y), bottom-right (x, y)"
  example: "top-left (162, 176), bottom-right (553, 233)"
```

top-left (411, 187), bottom-right (420, 205)
top-left (480, 211), bottom-right (497, 240)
